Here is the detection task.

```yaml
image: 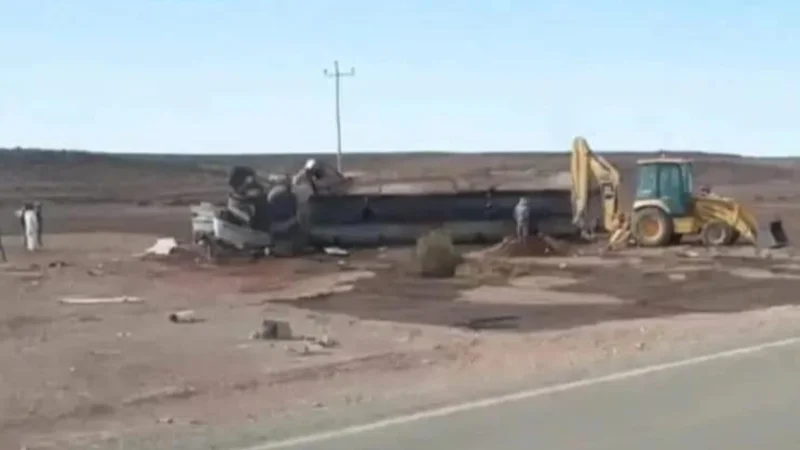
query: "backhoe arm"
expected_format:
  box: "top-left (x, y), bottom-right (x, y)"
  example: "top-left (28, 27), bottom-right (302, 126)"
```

top-left (570, 137), bottom-right (622, 234)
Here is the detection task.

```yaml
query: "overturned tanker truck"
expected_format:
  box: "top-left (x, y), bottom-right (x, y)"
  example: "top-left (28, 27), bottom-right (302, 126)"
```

top-left (306, 188), bottom-right (581, 247)
top-left (191, 159), bottom-right (592, 255)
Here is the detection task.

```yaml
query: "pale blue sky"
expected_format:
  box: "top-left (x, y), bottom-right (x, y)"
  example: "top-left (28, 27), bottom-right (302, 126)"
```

top-left (0, 0), bottom-right (798, 155)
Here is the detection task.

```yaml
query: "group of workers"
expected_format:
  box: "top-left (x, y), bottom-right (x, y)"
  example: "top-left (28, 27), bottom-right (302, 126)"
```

top-left (0, 202), bottom-right (43, 263)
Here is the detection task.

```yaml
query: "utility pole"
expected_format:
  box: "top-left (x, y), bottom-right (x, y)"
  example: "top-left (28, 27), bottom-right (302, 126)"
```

top-left (324, 60), bottom-right (355, 172)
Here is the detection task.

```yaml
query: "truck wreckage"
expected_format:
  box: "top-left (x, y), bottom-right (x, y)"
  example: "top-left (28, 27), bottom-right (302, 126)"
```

top-left (190, 159), bottom-right (589, 257)
top-left (191, 139), bottom-right (788, 258)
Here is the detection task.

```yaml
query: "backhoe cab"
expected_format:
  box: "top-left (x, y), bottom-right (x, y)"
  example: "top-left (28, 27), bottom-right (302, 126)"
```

top-left (630, 158), bottom-right (788, 248)
top-left (631, 158), bottom-right (694, 246)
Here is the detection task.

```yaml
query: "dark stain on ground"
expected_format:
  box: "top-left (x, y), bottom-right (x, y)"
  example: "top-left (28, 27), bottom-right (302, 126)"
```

top-left (277, 259), bottom-right (800, 334)
top-left (553, 264), bottom-right (800, 313)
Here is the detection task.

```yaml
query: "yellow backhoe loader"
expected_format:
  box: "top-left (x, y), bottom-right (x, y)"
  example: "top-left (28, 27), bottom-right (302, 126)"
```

top-left (569, 137), bottom-right (788, 249)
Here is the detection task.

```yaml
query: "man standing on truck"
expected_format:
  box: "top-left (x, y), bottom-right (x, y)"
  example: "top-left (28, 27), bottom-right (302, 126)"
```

top-left (514, 197), bottom-right (530, 244)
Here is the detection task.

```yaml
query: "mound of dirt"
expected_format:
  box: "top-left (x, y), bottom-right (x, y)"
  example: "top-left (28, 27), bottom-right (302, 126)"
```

top-left (482, 235), bottom-right (565, 257)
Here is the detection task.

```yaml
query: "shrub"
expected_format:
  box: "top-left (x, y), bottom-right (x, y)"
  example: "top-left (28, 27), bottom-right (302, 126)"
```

top-left (415, 229), bottom-right (462, 278)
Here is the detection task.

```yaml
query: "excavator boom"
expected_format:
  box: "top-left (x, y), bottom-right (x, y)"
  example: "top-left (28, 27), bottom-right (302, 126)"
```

top-left (570, 137), bottom-right (622, 235)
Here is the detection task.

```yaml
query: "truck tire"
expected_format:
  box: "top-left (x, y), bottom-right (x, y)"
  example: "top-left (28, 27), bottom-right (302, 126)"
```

top-left (633, 207), bottom-right (674, 247)
top-left (700, 220), bottom-right (734, 246)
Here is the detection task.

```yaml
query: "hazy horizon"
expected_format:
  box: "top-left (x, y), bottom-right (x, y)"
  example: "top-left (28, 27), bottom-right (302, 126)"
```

top-left (0, 145), bottom-right (758, 159)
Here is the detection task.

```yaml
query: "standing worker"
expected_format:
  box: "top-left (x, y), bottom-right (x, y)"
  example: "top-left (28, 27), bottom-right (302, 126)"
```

top-left (0, 221), bottom-right (7, 263)
top-left (513, 197), bottom-right (530, 244)
top-left (15, 204), bottom-right (28, 248)
top-left (33, 201), bottom-right (43, 248)
top-left (22, 205), bottom-right (40, 252)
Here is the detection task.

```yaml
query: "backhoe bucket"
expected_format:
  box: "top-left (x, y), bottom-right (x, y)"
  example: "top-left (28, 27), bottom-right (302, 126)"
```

top-left (756, 219), bottom-right (789, 249)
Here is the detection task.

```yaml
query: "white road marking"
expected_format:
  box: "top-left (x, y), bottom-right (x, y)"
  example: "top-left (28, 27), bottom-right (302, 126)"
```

top-left (242, 336), bottom-right (800, 450)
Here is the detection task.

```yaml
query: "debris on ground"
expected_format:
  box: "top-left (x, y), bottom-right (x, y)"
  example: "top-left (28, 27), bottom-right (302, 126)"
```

top-left (168, 310), bottom-right (202, 323)
top-left (1, 263), bottom-right (43, 274)
top-left (134, 237), bottom-right (203, 265)
top-left (481, 234), bottom-right (564, 258)
top-left (323, 246), bottom-right (349, 256)
top-left (47, 260), bottom-right (70, 268)
top-left (60, 296), bottom-right (143, 305)
top-left (312, 334), bottom-right (339, 348)
top-left (260, 271), bottom-right (375, 303)
top-left (137, 237), bottom-right (179, 257)
top-left (456, 315), bottom-right (520, 330)
top-left (300, 342), bottom-right (327, 355)
top-left (123, 385), bottom-right (198, 406)
top-left (251, 319), bottom-right (293, 340)
top-left (281, 335), bottom-right (340, 356)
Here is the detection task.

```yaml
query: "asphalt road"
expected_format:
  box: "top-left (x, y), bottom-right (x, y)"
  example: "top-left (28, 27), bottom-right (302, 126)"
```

top-left (249, 338), bottom-right (800, 450)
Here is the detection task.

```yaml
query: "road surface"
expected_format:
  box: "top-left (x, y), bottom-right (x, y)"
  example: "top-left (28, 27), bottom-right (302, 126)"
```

top-left (248, 337), bottom-right (800, 450)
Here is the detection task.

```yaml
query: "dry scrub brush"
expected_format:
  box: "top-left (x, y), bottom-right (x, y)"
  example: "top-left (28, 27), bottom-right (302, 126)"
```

top-left (415, 228), bottom-right (463, 278)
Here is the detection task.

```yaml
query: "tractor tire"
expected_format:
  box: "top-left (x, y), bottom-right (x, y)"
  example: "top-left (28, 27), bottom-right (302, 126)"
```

top-left (700, 220), bottom-right (734, 247)
top-left (633, 207), bottom-right (674, 247)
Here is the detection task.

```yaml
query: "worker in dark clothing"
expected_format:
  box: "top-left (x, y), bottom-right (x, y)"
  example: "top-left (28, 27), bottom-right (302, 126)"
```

top-left (0, 224), bottom-right (7, 263)
top-left (33, 201), bottom-right (43, 247)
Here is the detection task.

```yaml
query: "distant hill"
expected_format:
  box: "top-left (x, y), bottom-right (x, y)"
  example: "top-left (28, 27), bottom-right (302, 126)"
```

top-left (0, 147), bottom-right (797, 204)
top-left (0, 148), bottom-right (225, 204)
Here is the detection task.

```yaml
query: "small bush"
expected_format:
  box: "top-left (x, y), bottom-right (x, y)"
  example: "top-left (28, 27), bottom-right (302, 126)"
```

top-left (415, 229), bottom-right (462, 278)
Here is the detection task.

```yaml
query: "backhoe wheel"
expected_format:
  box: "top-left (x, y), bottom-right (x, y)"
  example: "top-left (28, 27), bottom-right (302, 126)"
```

top-left (633, 207), bottom-right (674, 247)
top-left (700, 220), bottom-right (734, 247)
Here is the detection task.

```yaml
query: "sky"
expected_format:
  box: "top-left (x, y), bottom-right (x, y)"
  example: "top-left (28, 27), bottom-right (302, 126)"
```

top-left (0, 0), bottom-right (798, 156)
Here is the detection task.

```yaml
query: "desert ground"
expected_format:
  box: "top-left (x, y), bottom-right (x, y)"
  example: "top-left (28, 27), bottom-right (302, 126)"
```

top-left (3, 148), bottom-right (800, 449)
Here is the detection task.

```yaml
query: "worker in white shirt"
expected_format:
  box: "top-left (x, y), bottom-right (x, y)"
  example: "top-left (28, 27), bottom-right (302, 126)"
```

top-left (513, 197), bottom-right (530, 244)
top-left (16, 203), bottom-right (40, 252)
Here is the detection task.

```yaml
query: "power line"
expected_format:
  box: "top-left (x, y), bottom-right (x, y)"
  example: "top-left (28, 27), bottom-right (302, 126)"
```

top-left (324, 60), bottom-right (355, 172)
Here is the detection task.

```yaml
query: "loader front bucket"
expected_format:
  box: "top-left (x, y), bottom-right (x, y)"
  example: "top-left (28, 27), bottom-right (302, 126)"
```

top-left (756, 219), bottom-right (789, 249)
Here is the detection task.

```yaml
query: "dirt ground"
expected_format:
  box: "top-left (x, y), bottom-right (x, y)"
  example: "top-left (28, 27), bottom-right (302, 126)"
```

top-left (3, 150), bottom-right (800, 449)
